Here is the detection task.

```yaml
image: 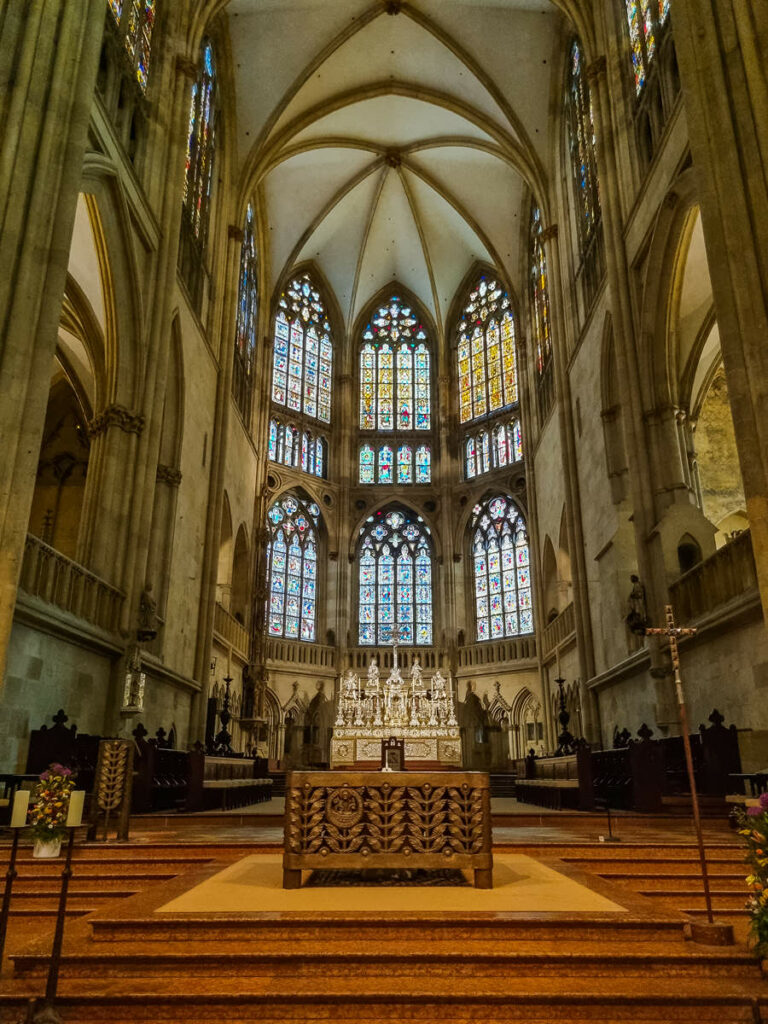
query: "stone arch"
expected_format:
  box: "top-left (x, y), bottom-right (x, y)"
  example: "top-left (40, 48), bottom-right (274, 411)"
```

top-left (217, 492), bottom-right (234, 610)
top-left (541, 535), bottom-right (559, 623)
top-left (231, 523), bottom-right (250, 625)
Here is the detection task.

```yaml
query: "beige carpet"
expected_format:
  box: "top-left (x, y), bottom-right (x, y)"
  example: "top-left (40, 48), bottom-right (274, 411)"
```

top-left (157, 854), bottom-right (626, 914)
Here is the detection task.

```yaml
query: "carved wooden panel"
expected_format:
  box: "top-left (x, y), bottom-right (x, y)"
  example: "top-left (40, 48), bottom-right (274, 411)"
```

top-left (283, 771), bottom-right (492, 888)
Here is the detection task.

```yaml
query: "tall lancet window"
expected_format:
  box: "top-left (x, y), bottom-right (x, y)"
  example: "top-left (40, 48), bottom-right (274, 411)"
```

top-left (529, 204), bottom-right (554, 421)
top-left (457, 275), bottom-right (517, 425)
top-left (107, 0), bottom-right (156, 91)
top-left (625, 0), bottom-right (671, 93)
top-left (124, 0), bottom-right (156, 90)
top-left (183, 41), bottom-right (217, 249)
top-left (272, 273), bottom-right (332, 423)
top-left (359, 298), bottom-right (430, 431)
top-left (266, 494), bottom-right (320, 642)
top-left (567, 40), bottom-right (600, 250)
top-left (358, 509), bottom-right (433, 647)
top-left (233, 204), bottom-right (258, 422)
top-left (472, 496), bottom-right (533, 641)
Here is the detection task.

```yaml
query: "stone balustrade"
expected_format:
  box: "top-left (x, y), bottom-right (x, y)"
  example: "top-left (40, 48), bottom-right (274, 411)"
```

top-left (541, 601), bottom-right (576, 657)
top-left (669, 529), bottom-right (757, 623)
top-left (213, 601), bottom-right (250, 659)
top-left (346, 646), bottom-right (441, 673)
top-left (19, 534), bottom-right (124, 634)
top-left (266, 637), bottom-right (337, 669)
top-left (458, 634), bottom-right (537, 667)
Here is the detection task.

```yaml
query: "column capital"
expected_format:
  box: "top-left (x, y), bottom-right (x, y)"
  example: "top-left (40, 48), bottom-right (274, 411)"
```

top-left (175, 55), bottom-right (198, 80)
top-left (88, 404), bottom-right (145, 438)
top-left (540, 224), bottom-right (559, 244)
top-left (156, 464), bottom-right (183, 487)
top-left (585, 56), bottom-right (607, 83)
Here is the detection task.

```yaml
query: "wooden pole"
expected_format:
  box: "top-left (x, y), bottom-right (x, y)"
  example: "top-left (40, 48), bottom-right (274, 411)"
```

top-left (645, 605), bottom-right (732, 944)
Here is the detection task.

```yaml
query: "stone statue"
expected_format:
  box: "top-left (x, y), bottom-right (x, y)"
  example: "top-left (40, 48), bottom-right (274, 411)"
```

top-left (367, 657), bottom-right (379, 688)
top-left (625, 574), bottom-right (649, 635)
top-left (137, 583), bottom-right (158, 640)
top-left (410, 656), bottom-right (423, 686)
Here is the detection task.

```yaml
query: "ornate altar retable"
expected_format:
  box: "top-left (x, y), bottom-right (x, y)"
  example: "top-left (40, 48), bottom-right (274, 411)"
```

top-left (330, 654), bottom-right (462, 768)
top-left (283, 770), bottom-right (493, 888)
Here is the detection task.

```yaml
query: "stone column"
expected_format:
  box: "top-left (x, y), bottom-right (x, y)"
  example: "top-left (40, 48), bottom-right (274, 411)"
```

top-left (190, 225), bottom-right (247, 743)
top-left (540, 225), bottom-right (600, 744)
top-left (671, 0), bottom-right (768, 620)
top-left (0, 0), bottom-right (105, 689)
top-left (586, 55), bottom-right (677, 727)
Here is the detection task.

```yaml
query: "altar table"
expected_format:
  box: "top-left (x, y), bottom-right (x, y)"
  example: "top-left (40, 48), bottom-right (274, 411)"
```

top-left (282, 770), bottom-right (493, 888)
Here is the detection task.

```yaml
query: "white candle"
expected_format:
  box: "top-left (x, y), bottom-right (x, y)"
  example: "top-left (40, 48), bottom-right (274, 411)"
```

top-left (66, 790), bottom-right (85, 828)
top-left (10, 789), bottom-right (30, 829)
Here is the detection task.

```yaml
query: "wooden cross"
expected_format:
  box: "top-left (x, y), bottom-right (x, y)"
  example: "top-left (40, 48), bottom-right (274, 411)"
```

top-left (645, 605), bottom-right (715, 924)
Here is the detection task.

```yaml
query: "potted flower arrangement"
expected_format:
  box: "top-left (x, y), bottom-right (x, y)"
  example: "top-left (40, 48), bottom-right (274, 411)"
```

top-left (737, 793), bottom-right (768, 959)
top-left (28, 763), bottom-right (76, 858)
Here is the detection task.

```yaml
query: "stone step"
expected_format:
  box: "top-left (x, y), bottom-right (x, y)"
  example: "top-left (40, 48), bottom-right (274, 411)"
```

top-left (0, 974), bottom-right (764, 1014)
top-left (10, 944), bottom-right (760, 980)
top-left (89, 913), bottom-right (687, 944)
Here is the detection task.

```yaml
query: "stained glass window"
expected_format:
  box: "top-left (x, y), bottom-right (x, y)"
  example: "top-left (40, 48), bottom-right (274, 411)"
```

top-left (625, 0), bottom-right (669, 93)
top-left (108, 0), bottom-right (123, 22)
top-left (472, 496), bottom-right (533, 641)
top-left (268, 421), bottom-right (325, 478)
top-left (233, 204), bottom-right (258, 421)
top-left (398, 445), bottom-right (412, 485)
top-left (568, 39), bottom-right (600, 247)
top-left (358, 509), bottom-right (433, 646)
top-left (266, 495), bottom-right (320, 641)
top-left (125, 0), bottom-right (156, 91)
top-left (465, 422), bottom-right (523, 479)
top-left (457, 275), bottom-right (517, 425)
top-left (360, 445), bottom-right (375, 484)
top-left (530, 205), bottom-right (552, 378)
top-left (378, 445), bottom-right (393, 485)
top-left (415, 446), bottom-right (431, 484)
top-left (359, 298), bottom-right (430, 430)
top-left (272, 273), bottom-right (332, 423)
top-left (183, 42), bottom-right (217, 248)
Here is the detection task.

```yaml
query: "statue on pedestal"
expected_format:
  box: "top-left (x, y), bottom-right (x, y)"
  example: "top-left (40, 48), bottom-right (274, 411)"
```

top-left (137, 583), bottom-right (158, 641)
top-left (625, 574), bottom-right (649, 635)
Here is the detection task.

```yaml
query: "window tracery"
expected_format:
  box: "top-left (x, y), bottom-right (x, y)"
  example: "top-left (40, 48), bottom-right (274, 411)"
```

top-left (125, 0), bottom-right (156, 91)
top-left (358, 509), bottom-right (433, 647)
top-left (359, 298), bottom-right (430, 431)
top-left (272, 274), bottom-right (332, 424)
top-left (233, 204), bottom-right (258, 422)
top-left (266, 494), bottom-right (320, 642)
top-left (567, 40), bottom-right (600, 249)
top-left (472, 496), bottom-right (533, 641)
top-left (457, 276), bottom-right (517, 425)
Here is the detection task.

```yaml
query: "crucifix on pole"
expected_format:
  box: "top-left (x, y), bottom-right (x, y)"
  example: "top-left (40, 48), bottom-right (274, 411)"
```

top-left (645, 604), bottom-right (733, 944)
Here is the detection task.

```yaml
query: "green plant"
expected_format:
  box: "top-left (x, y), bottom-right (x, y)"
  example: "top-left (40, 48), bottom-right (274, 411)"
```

top-left (28, 763), bottom-right (76, 842)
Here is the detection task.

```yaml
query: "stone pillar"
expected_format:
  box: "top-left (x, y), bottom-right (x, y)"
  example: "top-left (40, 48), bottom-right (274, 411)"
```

top-left (540, 225), bottom-right (600, 744)
top-left (671, 0), bottom-right (768, 620)
top-left (190, 225), bottom-right (248, 743)
top-left (0, 0), bottom-right (105, 689)
top-left (586, 55), bottom-right (677, 727)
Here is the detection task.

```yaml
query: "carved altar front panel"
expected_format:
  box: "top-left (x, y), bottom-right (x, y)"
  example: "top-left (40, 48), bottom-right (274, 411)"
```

top-left (283, 770), bottom-right (493, 888)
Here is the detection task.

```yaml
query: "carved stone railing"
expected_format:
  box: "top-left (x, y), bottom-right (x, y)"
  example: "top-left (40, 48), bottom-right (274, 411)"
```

top-left (19, 534), bottom-right (124, 634)
top-left (541, 601), bottom-right (576, 657)
top-left (266, 637), bottom-right (337, 670)
top-left (669, 529), bottom-right (757, 624)
top-left (213, 601), bottom-right (250, 659)
top-left (347, 647), bottom-right (441, 673)
top-left (458, 635), bottom-right (537, 668)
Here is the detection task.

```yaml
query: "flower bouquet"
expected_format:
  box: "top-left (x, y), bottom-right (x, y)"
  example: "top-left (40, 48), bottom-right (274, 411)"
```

top-left (737, 792), bottom-right (768, 956)
top-left (28, 763), bottom-right (76, 857)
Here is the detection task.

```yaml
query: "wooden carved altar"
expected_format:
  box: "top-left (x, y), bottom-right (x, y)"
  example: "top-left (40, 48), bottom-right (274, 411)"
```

top-left (283, 770), bottom-right (493, 888)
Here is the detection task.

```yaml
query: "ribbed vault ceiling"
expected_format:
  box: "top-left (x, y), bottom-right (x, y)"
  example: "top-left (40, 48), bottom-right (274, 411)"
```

top-left (226, 0), bottom-right (562, 332)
